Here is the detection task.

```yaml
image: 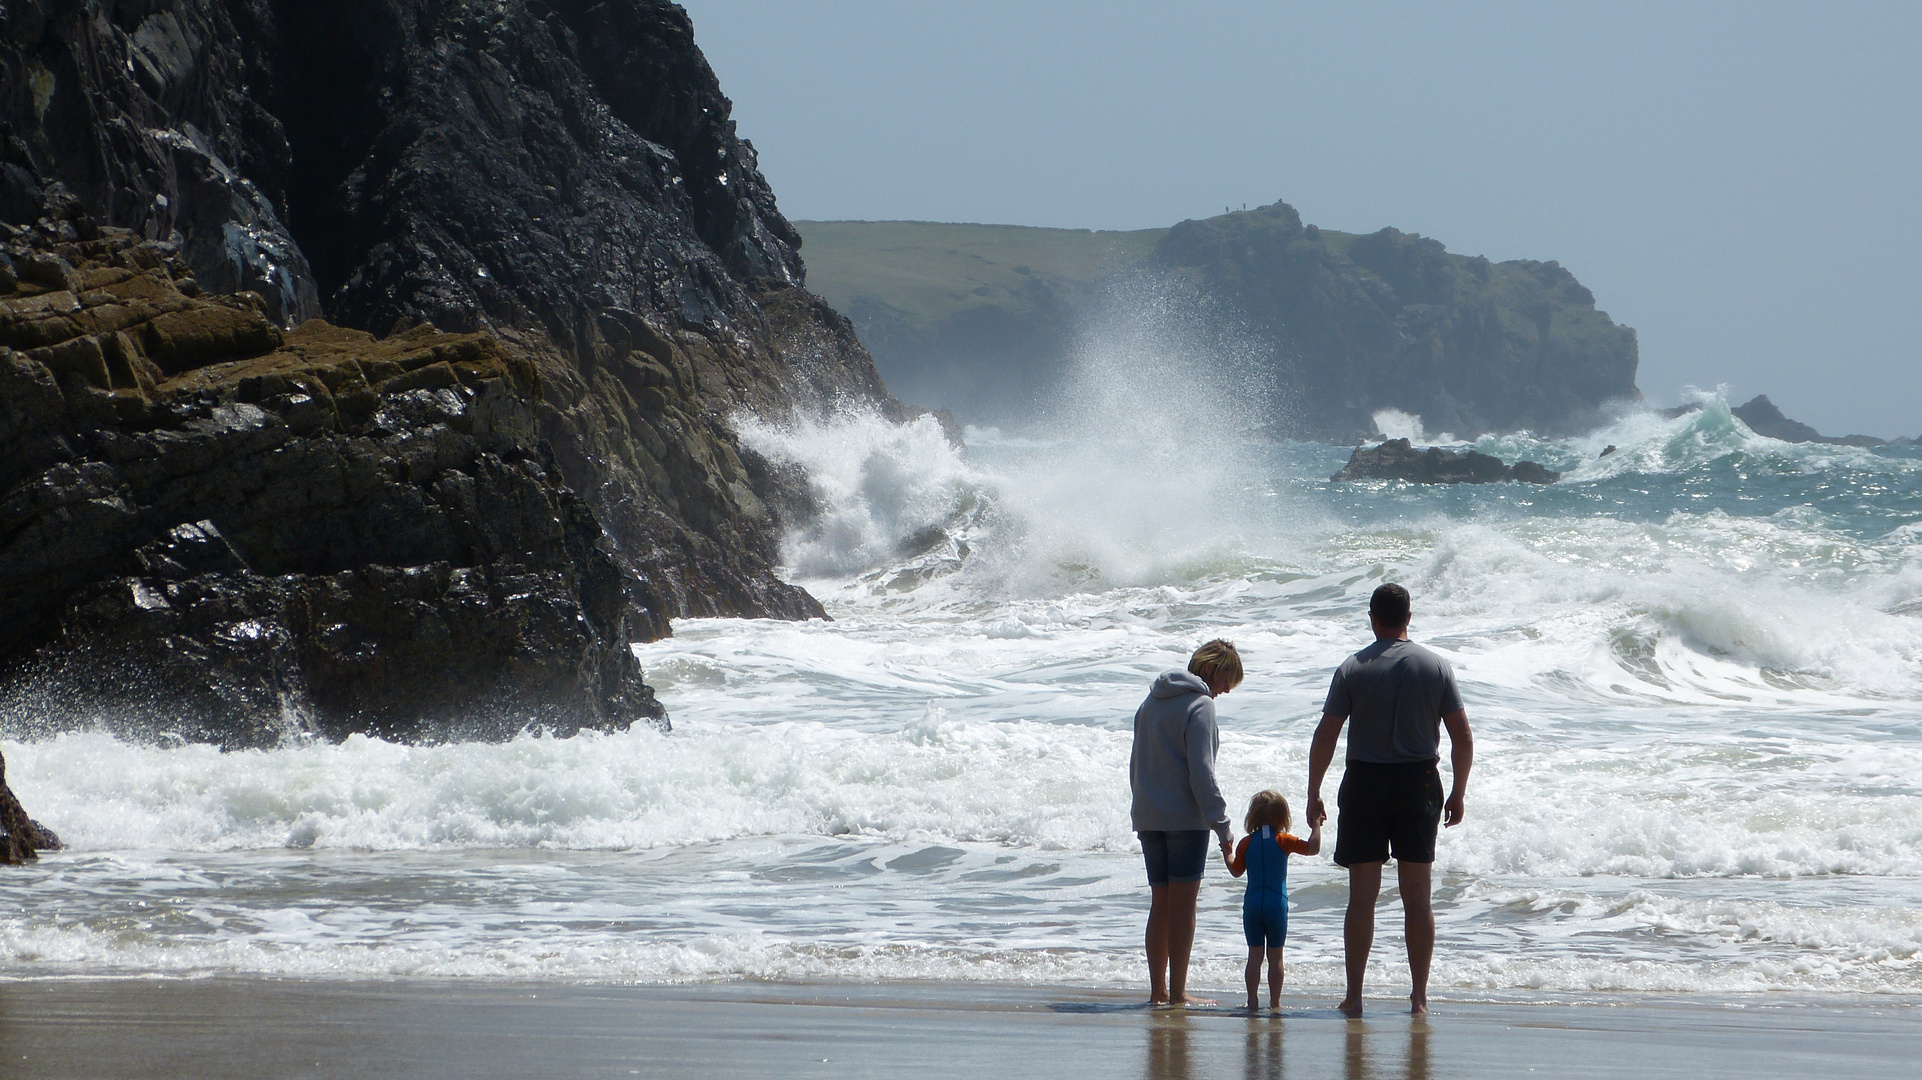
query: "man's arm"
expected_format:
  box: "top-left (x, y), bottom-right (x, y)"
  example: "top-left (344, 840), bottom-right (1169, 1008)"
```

top-left (1442, 707), bottom-right (1473, 828)
top-left (1305, 712), bottom-right (1345, 828)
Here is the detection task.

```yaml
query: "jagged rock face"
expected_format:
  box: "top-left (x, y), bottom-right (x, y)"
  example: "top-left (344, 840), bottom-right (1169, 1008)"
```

top-left (1, 228), bottom-right (663, 748)
top-left (269, 0), bottom-right (801, 335)
top-left (1331, 438), bottom-right (1560, 484)
top-left (0, 0), bottom-right (320, 325)
top-left (258, 0), bottom-right (894, 633)
top-left (1156, 202), bottom-right (1640, 439)
top-left (3, 1), bottom-right (909, 651)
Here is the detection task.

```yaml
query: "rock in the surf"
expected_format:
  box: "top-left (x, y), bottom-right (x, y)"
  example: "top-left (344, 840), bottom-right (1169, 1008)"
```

top-left (0, 748), bottom-right (61, 864)
top-left (1331, 438), bottom-right (1560, 484)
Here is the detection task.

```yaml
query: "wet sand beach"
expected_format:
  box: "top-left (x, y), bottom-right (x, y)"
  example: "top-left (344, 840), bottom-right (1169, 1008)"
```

top-left (1, 979), bottom-right (1914, 1079)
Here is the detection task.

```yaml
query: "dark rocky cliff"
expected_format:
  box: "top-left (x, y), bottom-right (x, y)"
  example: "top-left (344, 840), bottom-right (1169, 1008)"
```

top-left (1, 1), bottom-right (906, 744)
top-left (2, 227), bottom-right (662, 747)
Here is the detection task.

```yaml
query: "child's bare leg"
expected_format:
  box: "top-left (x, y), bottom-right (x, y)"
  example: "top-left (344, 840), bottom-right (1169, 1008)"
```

top-left (1244, 946), bottom-right (1262, 1012)
top-left (1145, 884), bottom-right (1171, 1003)
top-left (1267, 947), bottom-right (1285, 1009)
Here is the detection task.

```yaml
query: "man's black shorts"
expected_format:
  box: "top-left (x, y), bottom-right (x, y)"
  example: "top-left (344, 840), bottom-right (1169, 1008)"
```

top-left (1334, 761), bottom-right (1444, 867)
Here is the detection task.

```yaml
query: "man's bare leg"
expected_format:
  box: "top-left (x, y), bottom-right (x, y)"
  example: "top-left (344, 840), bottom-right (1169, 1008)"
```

top-left (1166, 880), bottom-right (1215, 1005)
top-left (1146, 884), bottom-right (1171, 1004)
top-left (1399, 860), bottom-right (1436, 1016)
top-left (1339, 861), bottom-right (1384, 1016)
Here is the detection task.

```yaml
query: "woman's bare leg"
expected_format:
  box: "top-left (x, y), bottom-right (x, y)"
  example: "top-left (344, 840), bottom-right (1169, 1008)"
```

top-left (1166, 880), bottom-right (1214, 1005)
top-left (1146, 884), bottom-right (1171, 1004)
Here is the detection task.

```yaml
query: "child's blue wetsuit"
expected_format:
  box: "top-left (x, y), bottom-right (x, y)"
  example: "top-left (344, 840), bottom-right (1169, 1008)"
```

top-left (1242, 824), bottom-right (1290, 948)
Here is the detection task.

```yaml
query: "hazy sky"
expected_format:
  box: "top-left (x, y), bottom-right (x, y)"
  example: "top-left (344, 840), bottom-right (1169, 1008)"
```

top-left (683, 1), bottom-right (1920, 437)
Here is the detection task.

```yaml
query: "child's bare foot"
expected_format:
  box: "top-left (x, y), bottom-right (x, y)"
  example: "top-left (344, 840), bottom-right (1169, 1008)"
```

top-left (1170, 994), bottom-right (1217, 1007)
top-left (1337, 997), bottom-right (1364, 1017)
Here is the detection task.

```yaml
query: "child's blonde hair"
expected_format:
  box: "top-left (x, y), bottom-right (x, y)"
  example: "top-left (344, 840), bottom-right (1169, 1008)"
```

top-left (1243, 789), bottom-right (1292, 834)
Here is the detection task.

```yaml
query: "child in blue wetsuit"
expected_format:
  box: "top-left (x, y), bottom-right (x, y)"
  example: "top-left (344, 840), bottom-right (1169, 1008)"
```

top-left (1227, 789), bottom-right (1322, 1013)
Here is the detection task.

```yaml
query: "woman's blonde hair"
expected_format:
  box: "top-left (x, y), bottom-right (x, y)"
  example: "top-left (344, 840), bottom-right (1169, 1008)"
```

top-left (1188, 639), bottom-right (1243, 691)
top-left (1243, 789), bottom-right (1292, 834)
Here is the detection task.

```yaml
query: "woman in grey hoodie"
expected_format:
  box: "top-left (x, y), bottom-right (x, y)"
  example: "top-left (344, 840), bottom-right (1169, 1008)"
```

top-left (1130, 639), bottom-right (1241, 1006)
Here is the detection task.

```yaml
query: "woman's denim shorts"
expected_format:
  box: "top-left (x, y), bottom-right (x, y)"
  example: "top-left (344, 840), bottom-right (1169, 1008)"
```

top-left (1138, 830), bottom-right (1210, 885)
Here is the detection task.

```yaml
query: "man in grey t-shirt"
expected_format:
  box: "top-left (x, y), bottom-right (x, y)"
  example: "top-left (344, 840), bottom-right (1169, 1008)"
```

top-left (1306, 583), bottom-right (1474, 1017)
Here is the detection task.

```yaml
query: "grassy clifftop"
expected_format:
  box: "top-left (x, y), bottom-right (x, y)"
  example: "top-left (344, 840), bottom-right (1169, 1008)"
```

top-left (796, 220), bottom-right (1163, 328)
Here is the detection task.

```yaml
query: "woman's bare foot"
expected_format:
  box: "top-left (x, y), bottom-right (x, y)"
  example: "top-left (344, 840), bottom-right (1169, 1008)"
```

top-left (1170, 994), bottom-right (1217, 1007)
top-left (1337, 997), bottom-right (1364, 1017)
top-left (1409, 994), bottom-right (1428, 1017)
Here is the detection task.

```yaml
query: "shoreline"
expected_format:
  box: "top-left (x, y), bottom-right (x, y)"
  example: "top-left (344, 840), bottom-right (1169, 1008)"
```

top-left (3, 977), bottom-right (1914, 1079)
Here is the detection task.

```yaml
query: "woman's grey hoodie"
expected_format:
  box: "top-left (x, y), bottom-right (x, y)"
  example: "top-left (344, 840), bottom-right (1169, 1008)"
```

top-left (1129, 669), bottom-right (1232, 839)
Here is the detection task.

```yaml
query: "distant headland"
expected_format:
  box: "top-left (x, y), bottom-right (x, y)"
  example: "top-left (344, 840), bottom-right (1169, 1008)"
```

top-left (797, 204), bottom-right (1640, 440)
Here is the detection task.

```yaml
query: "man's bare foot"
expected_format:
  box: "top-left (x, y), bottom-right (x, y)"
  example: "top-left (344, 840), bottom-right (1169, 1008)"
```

top-left (1170, 995), bottom-right (1217, 1007)
top-left (1337, 997), bottom-right (1364, 1017)
top-left (1410, 994), bottom-right (1428, 1017)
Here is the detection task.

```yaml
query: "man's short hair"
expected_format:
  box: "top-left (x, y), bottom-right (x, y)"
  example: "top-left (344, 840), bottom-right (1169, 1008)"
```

top-left (1188, 639), bottom-right (1243, 690)
top-left (1369, 583), bottom-right (1411, 629)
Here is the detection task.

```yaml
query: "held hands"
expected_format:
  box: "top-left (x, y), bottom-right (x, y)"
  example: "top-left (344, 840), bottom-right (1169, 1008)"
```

top-left (1444, 791), bottom-right (1466, 828)
top-left (1218, 834), bottom-right (1235, 865)
top-left (1305, 795), bottom-right (1328, 829)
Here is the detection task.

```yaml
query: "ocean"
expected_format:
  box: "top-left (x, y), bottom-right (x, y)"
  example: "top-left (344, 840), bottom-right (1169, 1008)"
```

top-left (5, 388), bottom-right (1921, 1000)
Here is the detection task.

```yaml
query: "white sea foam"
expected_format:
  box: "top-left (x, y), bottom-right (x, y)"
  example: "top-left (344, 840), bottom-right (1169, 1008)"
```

top-left (8, 375), bottom-right (1922, 994)
top-left (1372, 408), bottom-right (1457, 445)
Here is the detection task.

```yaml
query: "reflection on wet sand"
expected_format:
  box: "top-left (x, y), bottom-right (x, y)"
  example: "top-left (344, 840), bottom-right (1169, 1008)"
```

top-left (1139, 1014), bottom-right (1432, 1080)
top-left (1244, 1022), bottom-right (1283, 1079)
top-left (1143, 1015), bottom-right (1191, 1079)
top-left (1347, 1019), bottom-right (1431, 1080)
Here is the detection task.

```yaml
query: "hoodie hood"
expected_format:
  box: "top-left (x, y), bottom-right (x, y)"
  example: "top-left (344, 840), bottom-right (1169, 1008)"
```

top-left (1150, 669), bottom-right (1211, 699)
